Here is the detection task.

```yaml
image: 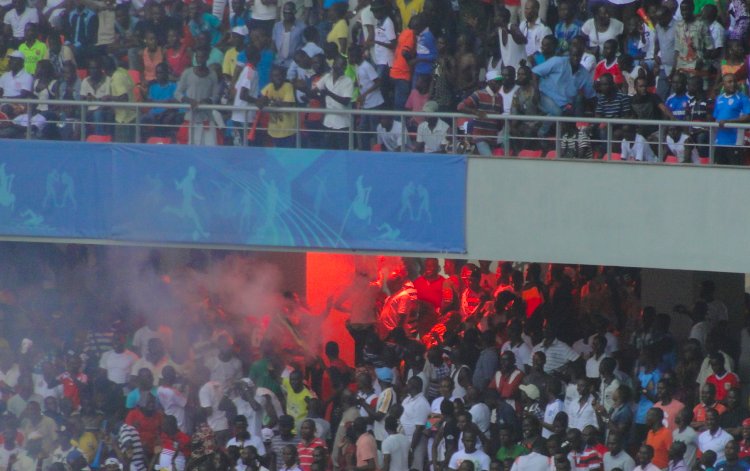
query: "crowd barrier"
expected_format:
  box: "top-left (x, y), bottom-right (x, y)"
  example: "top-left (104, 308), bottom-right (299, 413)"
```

top-left (2, 98), bottom-right (750, 165)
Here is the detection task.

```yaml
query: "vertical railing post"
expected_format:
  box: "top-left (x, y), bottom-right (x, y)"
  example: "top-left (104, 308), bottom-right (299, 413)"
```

top-left (451, 115), bottom-right (457, 155)
top-left (188, 106), bottom-right (193, 145)
top-left (295, 109), bottom-right (302, 148)
top-left (80, 104), bottom-right (86, 141)
top-left (25, 103), bottom-right (31, 140)
top-left (242, 110), bottom-right (248, 146)
top-left (709, 126), bottom-right (716, 164)
top-left (606, 122), bottom-right (613, 160)
top-left (504, 117), bottom-right (510, 157)
top-left (657, 124), bottom-right (663, 163)
top-left (135, 103), bottom-right (141, 143)
top-left (401, 113), bottom-right (407, 152)
top-left (554, 118), bottom-right (561, 159)
top-left (348, 112), bottom-right (354, 150)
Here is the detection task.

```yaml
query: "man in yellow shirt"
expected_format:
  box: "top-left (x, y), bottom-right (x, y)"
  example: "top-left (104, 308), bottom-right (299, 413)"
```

top-left (395, 0), bottom-right (424, 30)
top-left (222, 26), bottom-right (246, 79)
top-left (258, 65), bottom-right (297, 147)
top-left (103, 55), bottom-right (136, 142)
top-left (281, 370), bottom-right (313, 422)
top-left (18, 23), bottom-right (47, 75)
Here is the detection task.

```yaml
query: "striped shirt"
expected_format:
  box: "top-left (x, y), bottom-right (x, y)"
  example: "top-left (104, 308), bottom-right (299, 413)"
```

top-left (118, 424), bottom-right (146, 471)
top-left (595, 92), bottom-right (632, 118)
top-left (296, 437), bottom-right (325, 471)
top-left (459, 88), bottom-right (503, 139)
top-left (270, 435), bottom-right (300, 471)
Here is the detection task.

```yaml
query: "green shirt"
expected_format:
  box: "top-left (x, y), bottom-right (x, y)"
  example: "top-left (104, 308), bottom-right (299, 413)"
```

top-left (495, 444), bottom-right (527, 462)
top-left (18, 40), bottom-right (47, 75)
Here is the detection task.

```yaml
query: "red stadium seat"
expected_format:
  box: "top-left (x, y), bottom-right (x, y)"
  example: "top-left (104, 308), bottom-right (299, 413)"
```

top-left (147, 137), bottom-right (173, 145)
top-left (664, 156), bottom-right (679, 163)
top-left (86, 135), bottom-right (112, 143)
top-left (77, 69), bottom-right (88, 80)
top-left (492, 147), bottom-right (505, 157)
top-left (518, 149), bottom-right (542, 158)
top-left (371, 144), bottom-right (382, 152)
top-left (608, 153), bottom-right (622, 161)
top-left (545, 150), bottom-right (557, 159)
top-left (699, 157), bottom-right (710, 165)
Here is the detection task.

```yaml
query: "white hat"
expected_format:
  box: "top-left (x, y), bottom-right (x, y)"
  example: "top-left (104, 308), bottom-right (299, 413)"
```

top-left (519, 383), bottom-right (540, 401)
top-left (261, 428), bottom-right (275, 442)
top-left (485, 69), bottom-right (502, 82)
top-left (104, 458), bottom-right (122, 469)
top-left (9, 51), bottom-right (24, 60)
top-left (231, 25), bottom-right (249, 36)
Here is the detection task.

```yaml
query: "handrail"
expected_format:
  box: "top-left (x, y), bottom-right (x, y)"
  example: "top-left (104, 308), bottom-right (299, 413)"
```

top-left (2, 97), bottom-right (748, 166)
top-left (1, 97), bottom-right (747, 129)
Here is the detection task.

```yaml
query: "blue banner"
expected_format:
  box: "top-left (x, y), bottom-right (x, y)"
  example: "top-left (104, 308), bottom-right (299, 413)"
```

top-left (0, 141), bottom-right (466, 253)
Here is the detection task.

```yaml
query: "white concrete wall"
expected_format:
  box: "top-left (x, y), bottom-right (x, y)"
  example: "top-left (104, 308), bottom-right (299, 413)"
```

top-left (466, 158), bottom-right (750, 273)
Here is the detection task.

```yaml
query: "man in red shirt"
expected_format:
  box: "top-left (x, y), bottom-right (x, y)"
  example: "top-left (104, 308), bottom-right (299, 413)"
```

top-left (706, 352), bottom-right (740, 402)
top-left (490, 351), bottom-right (524, 412)
top-left (413, 258), bottom-right (446, 314)
top-left (296, 419), bottom-right (325, 471)
top-left (125, 394), bottom-right (164, 456)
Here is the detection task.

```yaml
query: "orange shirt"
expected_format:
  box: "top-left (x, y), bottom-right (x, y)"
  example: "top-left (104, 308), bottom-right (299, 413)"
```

top-left (693, 402), bottom-right (727, 424)
top-left (646, 426), bottom-right (672, 469)
top-left (390, 28), bottom-right (414, 81)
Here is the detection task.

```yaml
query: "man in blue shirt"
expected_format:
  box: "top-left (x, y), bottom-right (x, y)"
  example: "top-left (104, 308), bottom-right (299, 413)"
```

top-left (665, 72), bottom-right (690, 120)
top-left (531, 35), bottom-right (576, 137)
top-left (412, 14), bottom-right (437, 84)
top-left (714, 73), bottom-right (750, 165)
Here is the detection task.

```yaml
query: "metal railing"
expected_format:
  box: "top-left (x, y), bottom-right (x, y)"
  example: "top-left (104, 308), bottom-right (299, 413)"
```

top-left (2, 97), bottom-right (749, 166)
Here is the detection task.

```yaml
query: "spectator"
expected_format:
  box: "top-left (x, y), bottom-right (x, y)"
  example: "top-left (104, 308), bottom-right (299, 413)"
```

top-left (272, 3), bottom-right (305, 68)
top-left (0, 50), bottom-right (32, 98)
top-left (457, 70), bottom-right (503, 156)
top-left (4, 0), bottom-right (39, 48)
top-left (175, 47), bottom-right (220, 145)
top-left (314, 55), bottom-right (353, 150)
top-left (257, 65), bottom-right (296, 148)
top-left (66, 0), bottom-right (97, 65)
top-left (713, 73), bottom-right (750, 165)
top-left (520, 0), bottom-right (552, 58)
top-left (18, 23), bottom-right (46, 75)
top-left (415, 100), bottom-right (448, 153)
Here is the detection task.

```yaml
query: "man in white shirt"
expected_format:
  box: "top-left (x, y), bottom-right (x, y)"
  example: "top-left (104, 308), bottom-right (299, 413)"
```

top-left (206, 335), bottom-right (242, 391)
top-left (314, 55), bottom-right (353, 150)
top-left (416, 101), bottom-right (449, 153)
top-left (604, 432), bottom-right (636, 471)
top-left (510, 443), bottom-right (551, 471)
top-left (99, 332), bottom-right (139, 386)
top-left (157, 366), bottom-right (188, 432)
top-left (3, 0), bottom-right (38, 46)
top-left (131, 318), bottom-right (172, 358)
top-left (634, 444), bottom-right (661, 471)
top-left (698, 409), bottom-right (733, 463)
top-left (381, 416), bottom-right (409, 471)
top-left (448, 430), bottom-right (490, 471)
top-left (376, 116), bottom-right (405, 152)
top-left (226, 415), bottom-right (266, 456)
top-left (370, 0), bottom-right (395, 73)
top-left (400, 377), bottom-right (430, 471)
top-left (621, 129), bottom-right (657, 162)
top-left (530, 321), bottom-right (581, 374)
top-left (231, 50), bottom-right (259, 145)
top-left (519, 0), bottom-right (551, 57)
top-left (199, 378), bottom-right (230, 442)
top-left (0, 51), bottom-right (32, 98)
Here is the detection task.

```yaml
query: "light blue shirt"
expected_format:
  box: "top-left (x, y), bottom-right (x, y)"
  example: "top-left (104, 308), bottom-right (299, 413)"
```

top-left (532, 56), bottom-right (576, 107)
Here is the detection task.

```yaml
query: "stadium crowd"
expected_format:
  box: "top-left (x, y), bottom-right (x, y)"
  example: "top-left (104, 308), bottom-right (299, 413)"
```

top-left (0, 245), bottom-right (747, 471)
top-left (0, 0), bottom-right (749, 160)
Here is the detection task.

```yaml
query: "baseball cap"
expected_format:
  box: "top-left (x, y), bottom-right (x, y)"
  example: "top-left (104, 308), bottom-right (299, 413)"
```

top-left (375, 367), bottom-right (394, 383)
top-left (519, 384), bottom-right (540, 401)
top-left (104, 458), bottom-right (122, 469)
top-left (422, 101), bottom-right (439, 113)
top-left (231, 25), bottom-right (248, 36)
top-left (485, 69), bottom-right (502, 82)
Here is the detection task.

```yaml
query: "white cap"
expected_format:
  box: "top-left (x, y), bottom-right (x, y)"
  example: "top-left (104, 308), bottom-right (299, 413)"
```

top-left (485, 69), bottom-right (502, 82)
top-left (9, 51), bottom-right (24, 60)
top-left (231, 25), bottom-right (249, 36)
